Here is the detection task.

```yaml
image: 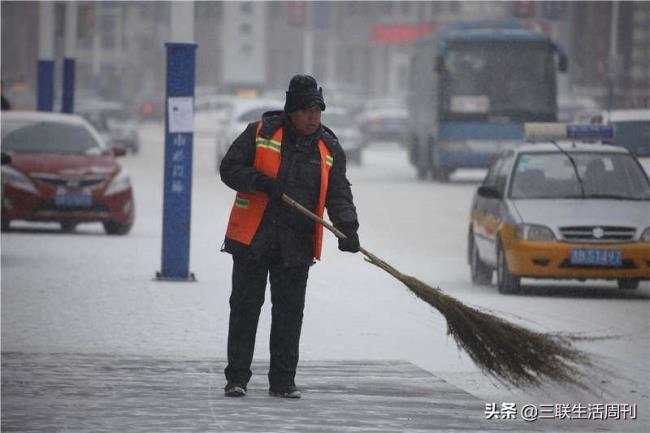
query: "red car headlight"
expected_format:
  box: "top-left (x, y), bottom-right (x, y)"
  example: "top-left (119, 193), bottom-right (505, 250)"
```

top-left (1, 166), bottom-right (38, 194)
top-left (105, 168), bottom-right (132, 196)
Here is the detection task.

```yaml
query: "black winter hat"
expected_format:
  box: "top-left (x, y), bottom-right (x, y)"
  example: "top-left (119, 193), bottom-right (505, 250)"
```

top-left (284, 74), bottom-right (326, 113)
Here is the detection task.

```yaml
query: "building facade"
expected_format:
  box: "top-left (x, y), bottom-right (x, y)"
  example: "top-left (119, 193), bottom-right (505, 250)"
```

top-left (2, 1), bottom-right (648, 110)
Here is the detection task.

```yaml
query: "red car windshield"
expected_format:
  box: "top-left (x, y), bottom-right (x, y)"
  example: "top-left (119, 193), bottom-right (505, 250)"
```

top-left (1, 121), bottom-right (104, 155)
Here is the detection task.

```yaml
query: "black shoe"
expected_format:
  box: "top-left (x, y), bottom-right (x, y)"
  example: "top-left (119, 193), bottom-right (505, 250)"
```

top-left (269, 385), bottom-right (301, 399)
top-left (224, 382), bottom-right (247, 397)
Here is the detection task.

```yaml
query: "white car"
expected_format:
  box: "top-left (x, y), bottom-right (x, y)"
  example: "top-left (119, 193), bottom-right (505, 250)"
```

top-left (214, 98), bottom-right (284, 171)
top-left (356, 98), bottom-right (408, 145)
top-left (321, 106), bottom-right (363, 165)
top-left (557, 94), bottom-right (599, 122)
top-left (77, 100), bottom-right (140, 154)
top-left (194, 94), bottom-right (239, 146)
top-left (469, 124), bottom-right (650, 293)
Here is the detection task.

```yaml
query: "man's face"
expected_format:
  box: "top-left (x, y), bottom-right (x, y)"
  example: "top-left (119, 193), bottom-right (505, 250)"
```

top-left (289, 105), bottom-right (322, 136)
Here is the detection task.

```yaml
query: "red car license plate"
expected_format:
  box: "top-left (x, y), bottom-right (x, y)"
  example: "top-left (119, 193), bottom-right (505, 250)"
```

top-left (54, 192), bottom-right (92, 208)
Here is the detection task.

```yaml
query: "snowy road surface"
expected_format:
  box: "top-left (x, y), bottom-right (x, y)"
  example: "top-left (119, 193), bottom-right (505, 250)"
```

top-left (2, 123), bottom-right (649, 432)
top-left (3, 354), bottom-right (531, 433)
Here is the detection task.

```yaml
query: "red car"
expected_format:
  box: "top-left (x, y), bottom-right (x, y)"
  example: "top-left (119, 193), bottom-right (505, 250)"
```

top-left (1, 111), bottom-right (135, 234)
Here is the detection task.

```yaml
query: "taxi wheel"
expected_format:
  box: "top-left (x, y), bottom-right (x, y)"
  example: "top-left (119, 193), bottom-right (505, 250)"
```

top-left (497, 241), bottom-right (520, 294)
top-left (470, 236), bottom-right (492, 285)
top-left (617, 279), bottom-right (639, 290)
top-left (432, 167), bottom-right (451, 182)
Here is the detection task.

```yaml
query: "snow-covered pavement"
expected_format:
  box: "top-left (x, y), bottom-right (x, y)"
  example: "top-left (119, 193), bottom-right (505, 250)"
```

top-left (2, 122), bottom-right (649, 432)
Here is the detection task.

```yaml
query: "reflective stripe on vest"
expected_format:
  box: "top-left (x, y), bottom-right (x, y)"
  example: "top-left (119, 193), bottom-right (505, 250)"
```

top-left (225, 121), bottom-right (333, 260)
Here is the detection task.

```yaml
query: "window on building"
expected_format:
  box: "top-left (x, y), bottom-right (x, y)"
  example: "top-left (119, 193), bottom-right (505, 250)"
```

top-left (269, 1), bottom-right (281, 19)
top-left (214, 2), bottom-right (223, 22)
top-left (240, 44), bottom-right (253, 56)
top-left (239, 2), bottom-right (252, 14)
top-left (381, 2), bottom-right (394, 15)
top-left (239, 22), bottom-right (252, 35)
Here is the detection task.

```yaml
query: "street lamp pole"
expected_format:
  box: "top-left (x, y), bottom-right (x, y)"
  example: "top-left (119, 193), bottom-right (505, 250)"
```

top-left (607, 2), bottom-right (620, 110)
top-left (303, 2), bottom-right (313, 74)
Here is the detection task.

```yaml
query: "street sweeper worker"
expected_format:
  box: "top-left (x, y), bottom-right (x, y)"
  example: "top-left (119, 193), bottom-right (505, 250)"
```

top-left (219, 74), bottom-right (360, 398)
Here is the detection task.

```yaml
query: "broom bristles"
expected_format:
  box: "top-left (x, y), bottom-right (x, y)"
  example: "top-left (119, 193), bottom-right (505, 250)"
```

top-left (369, 259), bottom-right (589, 387)
top-left (281, 193), bottom-right (590, 387)
top-left (356, 237), bottom-right (590, 387)
top-left (414, 277), bottom-right (587, 386)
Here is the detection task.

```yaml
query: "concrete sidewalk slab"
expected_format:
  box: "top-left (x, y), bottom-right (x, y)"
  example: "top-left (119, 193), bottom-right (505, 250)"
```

top-left (2, 352), bottom-right (529, 432)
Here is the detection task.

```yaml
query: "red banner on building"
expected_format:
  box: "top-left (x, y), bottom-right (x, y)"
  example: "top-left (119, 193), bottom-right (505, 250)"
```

top-left (287, 1), bottom-right (306, 27)
top-left (370, 24), bottom-right (441, 46)
top-left (513, 1), bottom-right (536, 18)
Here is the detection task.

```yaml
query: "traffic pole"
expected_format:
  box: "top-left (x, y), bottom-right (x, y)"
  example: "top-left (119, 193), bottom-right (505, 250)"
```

top-left (37, 2), bottom-right (55, 111)
top-left (62, 2), bottom-right (78, 113)
top-left (156, 3), bottom-right (197, 281)
top-left (302, 2), bottom-right (314, 74)
top-left (607, 2), bottom-right (620, 110)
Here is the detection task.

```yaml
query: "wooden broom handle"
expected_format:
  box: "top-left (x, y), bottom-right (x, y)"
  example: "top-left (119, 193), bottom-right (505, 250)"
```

top-left (281, 194), bottom-right (345, 239)
top-left (281, 194), bottom-right (389, 268)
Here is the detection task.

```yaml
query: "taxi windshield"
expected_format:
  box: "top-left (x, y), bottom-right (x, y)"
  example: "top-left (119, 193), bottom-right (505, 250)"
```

top-left (510, 152), bottom-right (650, 200)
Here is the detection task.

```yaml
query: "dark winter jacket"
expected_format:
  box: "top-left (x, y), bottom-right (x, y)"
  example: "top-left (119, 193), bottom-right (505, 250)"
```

top-left (220, 111), bottom-right (359, 267)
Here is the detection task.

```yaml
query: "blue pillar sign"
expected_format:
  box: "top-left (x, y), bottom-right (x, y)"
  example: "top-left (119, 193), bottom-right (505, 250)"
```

top-left (157, 42), bottom-right (198, 281)
top-left (37, 60), bottom-right (55, 112)
top-left (61, 58), bottom-right (75, 113)
top-left (37, 2), bottom-right (55, 112)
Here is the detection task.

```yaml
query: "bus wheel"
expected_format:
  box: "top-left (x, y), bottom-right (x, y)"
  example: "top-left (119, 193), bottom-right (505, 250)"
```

top-left (432, 167), bottom-right (451, 182)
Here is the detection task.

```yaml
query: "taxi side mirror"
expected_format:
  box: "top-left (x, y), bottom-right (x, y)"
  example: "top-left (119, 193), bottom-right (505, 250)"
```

top-left (477, 185), bottom-right (502, 199)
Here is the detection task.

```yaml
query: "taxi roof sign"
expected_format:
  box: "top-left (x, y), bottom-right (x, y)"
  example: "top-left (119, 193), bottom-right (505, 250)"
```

top-left (524, 123), bottom-right (614, 142)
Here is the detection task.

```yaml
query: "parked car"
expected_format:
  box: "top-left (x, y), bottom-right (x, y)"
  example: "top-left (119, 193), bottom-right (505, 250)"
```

top-left (78, 100), bottom-right (140, 154)
top-left (136, 93), bottom-right (165, 121)
top-left (584, 109), bottom-right (650, 158)
top-left (557, 94), bottom-right (599, 122)
top-left (468, 124), bottom-right (650, 293)
top-left (194, 94), bottom-right (238, 147)
top-left (214, 97), bottom-right (283, 171)
top-left (321, 106), bottom-right (363, 165)
top-left (356, 98), bottom-right (408, 145)
top-left (1, 111), bottom-right (135, 234)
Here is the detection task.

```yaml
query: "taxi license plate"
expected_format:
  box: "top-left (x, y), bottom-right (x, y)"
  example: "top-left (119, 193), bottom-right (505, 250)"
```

top-left (571, 248), bottom-right (622, 267)
top-left (54, 192), bottom-right (92, 208)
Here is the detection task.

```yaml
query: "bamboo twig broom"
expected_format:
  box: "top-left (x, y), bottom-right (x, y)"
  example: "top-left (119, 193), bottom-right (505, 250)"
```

top-left (282, 194), bottom-right (590, 387)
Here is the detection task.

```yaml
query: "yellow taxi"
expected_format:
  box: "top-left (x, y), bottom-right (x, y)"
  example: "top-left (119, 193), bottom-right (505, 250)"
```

top-left (468, 124), bottom-right (650, 293)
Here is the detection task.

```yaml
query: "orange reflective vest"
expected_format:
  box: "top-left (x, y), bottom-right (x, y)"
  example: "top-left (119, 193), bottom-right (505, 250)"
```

top-left (225, 122), bottom-right (333, 260)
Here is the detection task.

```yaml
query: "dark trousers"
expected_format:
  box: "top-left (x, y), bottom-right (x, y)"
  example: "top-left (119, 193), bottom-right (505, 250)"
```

top-left (224, 255), bottom-right (309, 388)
